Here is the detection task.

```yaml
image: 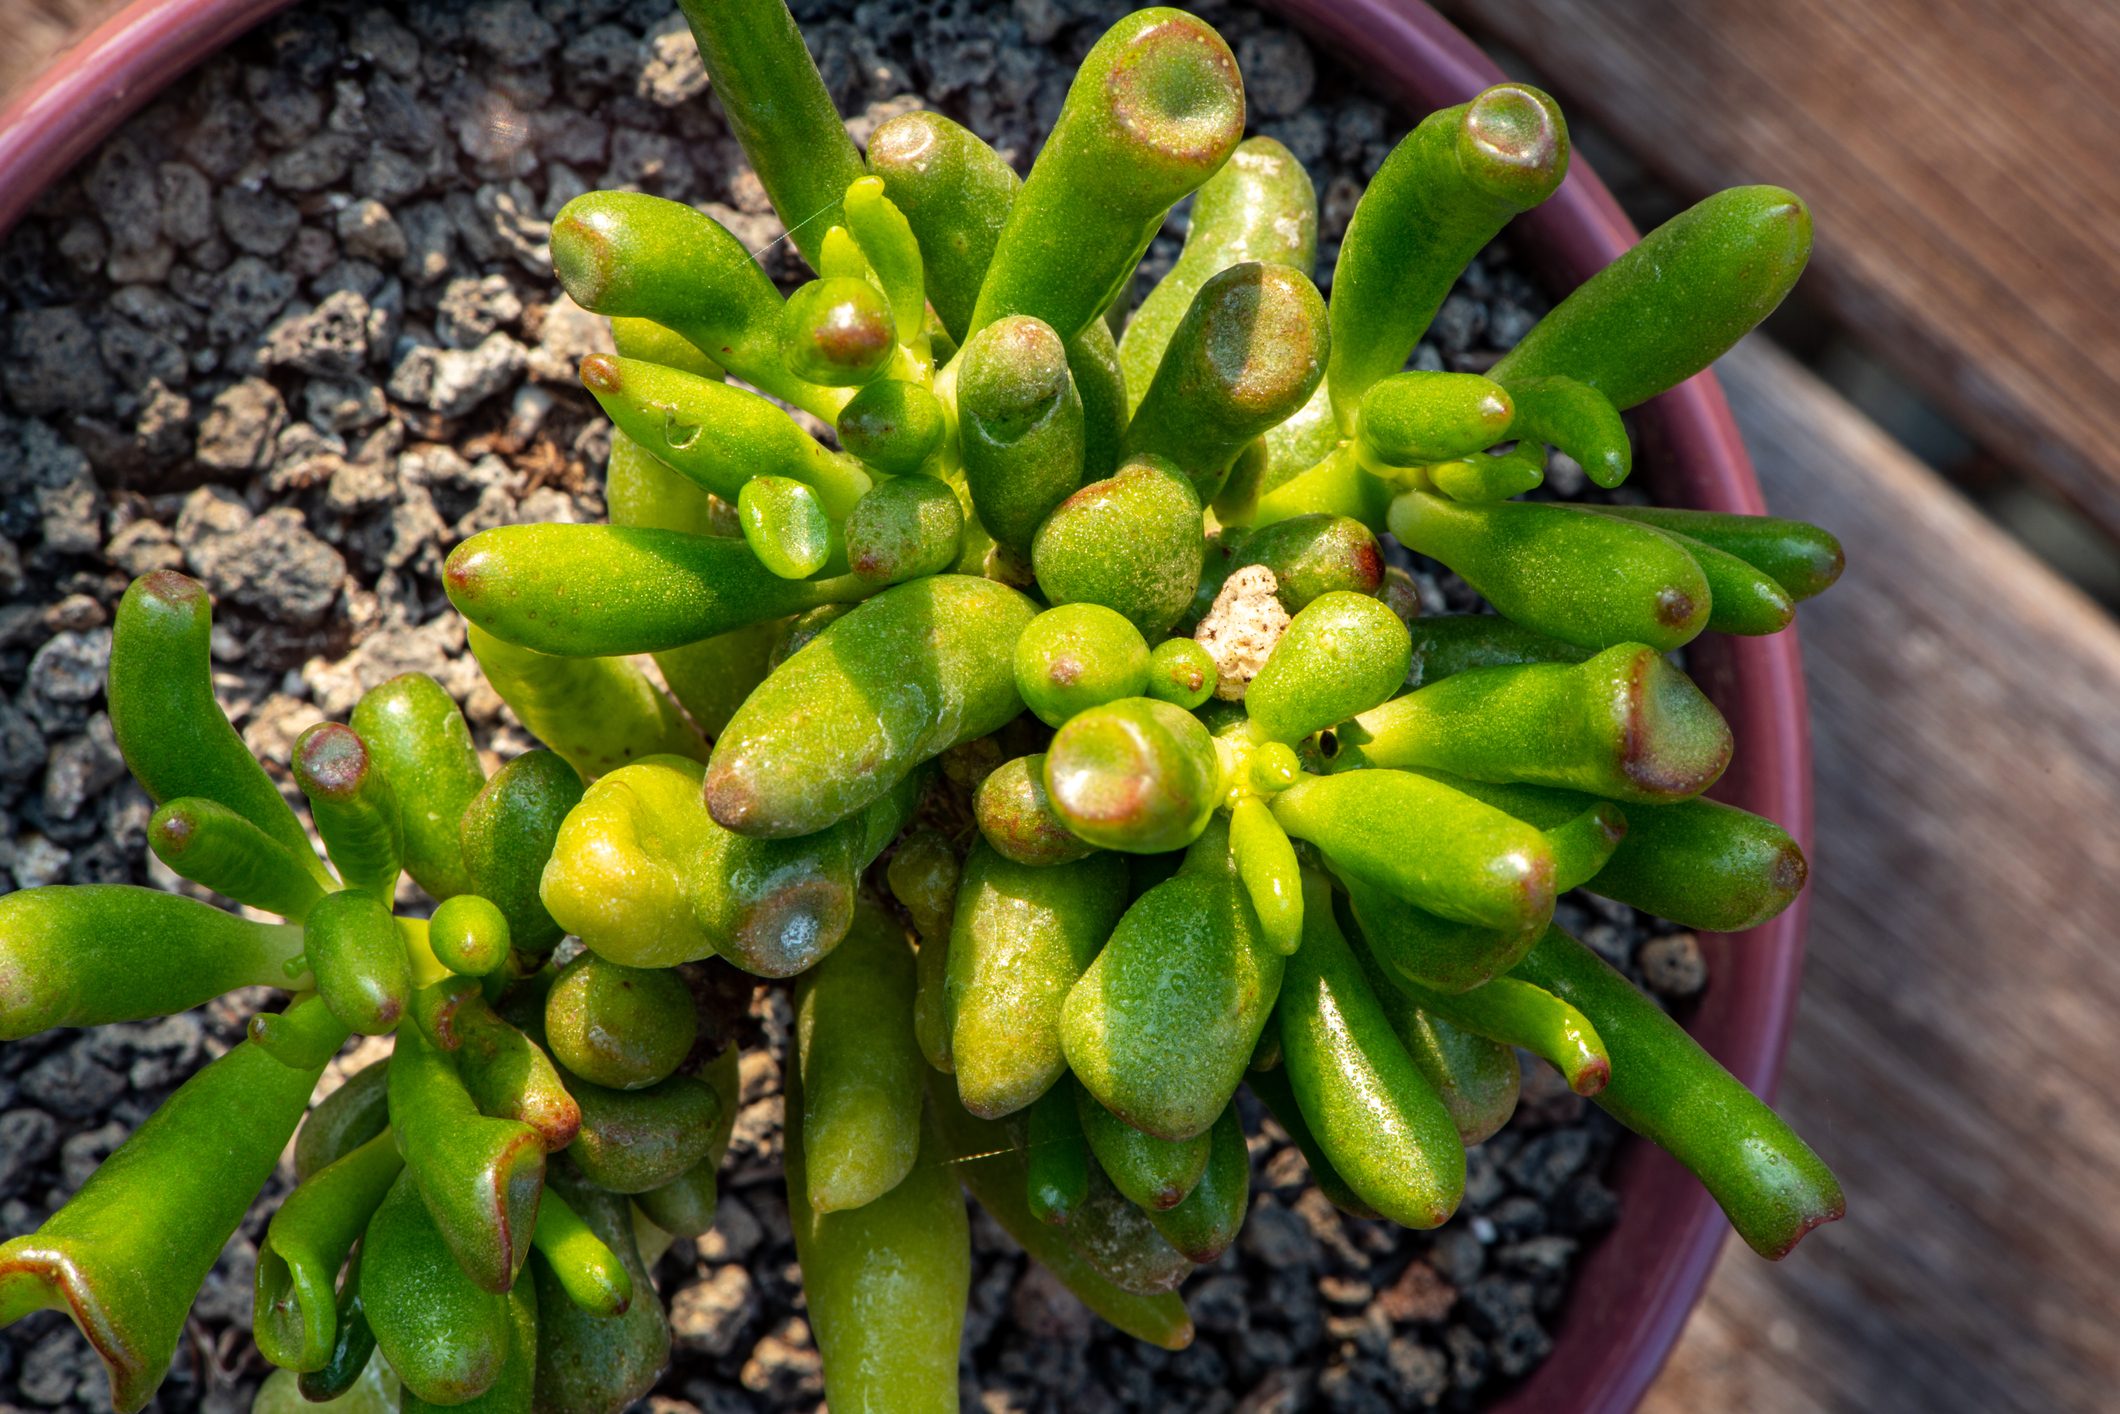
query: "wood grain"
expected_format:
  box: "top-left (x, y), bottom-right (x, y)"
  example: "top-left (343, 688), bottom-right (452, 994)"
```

top-left (1641, 340), bottom-right (2120, 1413)
top-left (0, 0), bottom-right (123, 101)
top-left (1433, 0), bottom-right (2120, 539)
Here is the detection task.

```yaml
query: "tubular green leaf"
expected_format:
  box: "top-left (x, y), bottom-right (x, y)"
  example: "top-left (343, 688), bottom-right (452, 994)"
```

top-left (460, 749), bottom-right (584, 956)
top-left (1061, 839), bottom-right (1282, 1142)
top-left (448, 524), bottom-right (870, 661)
top-left (293, 724), bottom-right (403, 902)
top-left (1044, 697), bottom-right (1220, 855)
top-left (578, 352), bottom-right (869, 516)
top-left (466, 624), bottom-right (704, 780)
top-left (970, 8), bottom-right (1245, 342)
top-left (351, 674), bottom-right (487, 903)
top-left (0, 996), bottom-right (340, 1414)
top-left (1277, 873), bottom-right (1465, 1228)
top-left (1076, 1087), bottom-right (1211, 1211)
top-left (528, 1169), bottom-right (670, 1414)
top-left (1501, 375), bottom-right (1630, 489)
top-left (1335, 644), bottom-right (1733, 805)
top-left (147, 798), bottom-right (327, 921)
top-left (787, 1067), bottom-right (969, 1410)
top-left (0, 884), bottom-right (306, 1041)
top-left (1120, 135), bottom-right (1318, 409)
top-left (1031, 454), bottom-right (1206, 638)
top-left (1586, 794), bottom-right (1809, 932)
top-left (387, 1022), bottom-right (546, 1293)
top-left (676, 0), bottom-right (866, 272)
top-left (1125, 262), bottom-right (1329, 502)
top-left (1355, 371), bottom-right (1514, 468)
top-left (1384, 967), bottom-right (1610, 1098)
top-left (360, 1169), bottom-right (512, 1407)
top-left (1580, 505), bottom-right (1844, 601)
top-left (255, 1130), bottom-right (403, 1372)
top-left (1511, 927), bottom-right (1843, 1258)
top-left (1489, 186), bottom-right (1811, 411)
top-left (544, 951), bottom-right (695, 1092)
top-left (1389, 491), bottom-right (1711, 652)
top-left (705, 575), bottom-right (1038, 838)
top-left (303, 889), bottom-right (411, 1036)
top-left (1269, 771), bottom-right (1555, 935)
top-left (1245, 590), bottom-right (1412, 743)
top-left (550, 190), bottom-right (834, 416)
top-left (947, 843), bottom-right (1129, 1119)
top-left (957, 314), bottom-right (1089, 559)
top-left (795, 903), bottom-right (925, 1213)
top-left (530, 1186), bottom-right (632, 1318)
top-left (1329, 83), bottom-right (1567, 423)
top-left (109, 571), bottom-right (334, 887)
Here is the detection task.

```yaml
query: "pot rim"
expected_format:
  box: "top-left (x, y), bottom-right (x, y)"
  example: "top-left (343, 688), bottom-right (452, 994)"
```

top-left (0, 3), bottom-right (1813, 1411)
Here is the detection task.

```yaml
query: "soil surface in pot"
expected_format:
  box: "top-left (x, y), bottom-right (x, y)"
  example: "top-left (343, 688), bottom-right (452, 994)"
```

top-left (0, 0), bottom-right (1711, 1410)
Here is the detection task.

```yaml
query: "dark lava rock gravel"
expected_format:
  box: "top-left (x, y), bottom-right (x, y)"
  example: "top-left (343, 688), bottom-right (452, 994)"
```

top-left (0, 1), bottom-right (1711, 1410)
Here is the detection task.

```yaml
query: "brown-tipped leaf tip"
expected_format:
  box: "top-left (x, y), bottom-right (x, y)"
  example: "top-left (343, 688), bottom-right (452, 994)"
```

top-left (1457, 85), bottom-right (1566, 204)
top-left (549, 210), bottom-right (614, 306)
top-left (1817, 551), bottom-right (1846, 597)
top-left (1759, 1190), bottom-right (1846, 1261)
top-left (1758, 191), bottom-right (1814, 267)
top-left (1771, 842), bottom-right (1810, 899)
top-left (295, 724), bottom-right (369, 799)
top-left (483, 1135), bottom-right (547, 1287)
top-left (732, 880), bottom-right (851, 978)
top-left (1618, 650), bottom-right (1733, 799)
top-left (0, 1254), bottom-right (152, 1413)
top-left (1202, 268), bottom-right (1326, 411)
top-left (1505, 850), bottom-right (1558, 930)
top-left (1103, 17), bottom-right (1244, 170)
top-left (967, 319), bottom-right (1069, 431)
top-left (424, 991), bottom-right (477, 1050)
top-left (579, 352), bottom-right (622, 395)
top-left (701, 766), bottom-right (756, 835)
top-left (148, 810), bottom-right (194, 852)
top-left (134, 567), bottom-right (208, 609)
top-left (1571, 1056), bottom-right (1611, 1098)
top-left (865, 116), bottom-right (936, 170)
top-left (442, 542), bottom-right (488, 601)
top-left (810, 309), bottom-right (891, 368)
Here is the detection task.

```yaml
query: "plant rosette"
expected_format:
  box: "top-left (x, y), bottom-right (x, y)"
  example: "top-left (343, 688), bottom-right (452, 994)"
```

top-left (0, 3), bottom-right (1840, 1413)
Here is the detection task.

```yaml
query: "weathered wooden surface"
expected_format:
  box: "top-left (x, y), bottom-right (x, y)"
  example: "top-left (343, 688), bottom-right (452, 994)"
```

top-left (1434, 0), bottom-right (2120, 540)
top-left (0, 0), bottom-right (116, 99)
top-left (1641, 340), bottom-right (2120, 1414)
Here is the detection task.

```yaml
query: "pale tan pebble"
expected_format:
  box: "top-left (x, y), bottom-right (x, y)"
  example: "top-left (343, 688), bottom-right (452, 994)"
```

top-left (1195, 563), bottom-right (1291, 701)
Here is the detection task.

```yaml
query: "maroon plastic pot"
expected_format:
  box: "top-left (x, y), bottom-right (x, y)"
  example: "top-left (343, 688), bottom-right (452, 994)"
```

top-left (0, 2), bottom-right (1812, 1410)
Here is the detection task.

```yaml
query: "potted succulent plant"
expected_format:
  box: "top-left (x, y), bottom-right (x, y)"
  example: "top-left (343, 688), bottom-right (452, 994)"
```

top-left (0, 2), bottom-right (1839, 1411)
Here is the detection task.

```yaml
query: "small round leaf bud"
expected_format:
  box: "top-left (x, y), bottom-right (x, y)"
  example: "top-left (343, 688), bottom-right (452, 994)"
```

top-left (845, 475), bottom-right (964, 585)
top-left (1044, 697), bottom-right (1219, 854)
top-left (1013, 603), bottom-right (1152, 728)
top-left (780, 277), bottom-right (895, 386)
top-left (974, 755), bottom-right (1096, 867)
top-left (428, 894), bottom-right (512, 978)
top-left (836, 379), bottom-right (946, 474)
top-left (1145, 638), bottom-right (1217, 710)
top-left (545, 950), bottom-right (698, 1091)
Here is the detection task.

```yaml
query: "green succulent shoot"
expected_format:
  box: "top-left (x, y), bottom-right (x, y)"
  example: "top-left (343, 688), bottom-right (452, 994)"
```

top-left (2, 6), bottom-right (1847, 1414)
